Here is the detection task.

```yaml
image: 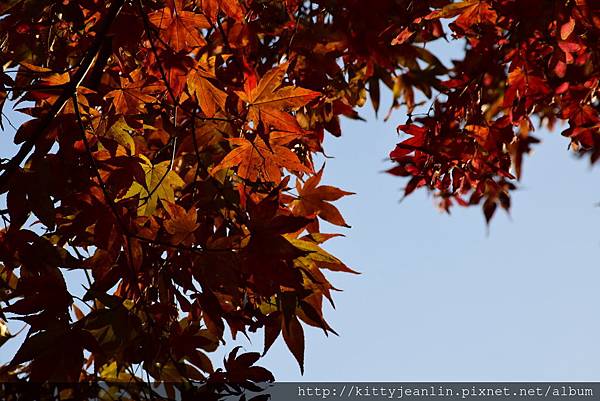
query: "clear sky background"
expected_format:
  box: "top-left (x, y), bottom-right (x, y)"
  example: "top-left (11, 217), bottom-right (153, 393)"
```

top-left (2, 44), bottom-right (600, 382)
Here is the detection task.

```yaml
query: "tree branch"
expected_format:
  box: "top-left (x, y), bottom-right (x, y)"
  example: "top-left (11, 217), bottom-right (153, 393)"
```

top-left (0, 0), bottom-right (125, 193)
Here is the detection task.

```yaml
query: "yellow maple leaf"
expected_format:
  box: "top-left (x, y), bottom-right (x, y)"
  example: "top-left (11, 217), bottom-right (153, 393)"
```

top-left (120, 155), bottom-right (185, 216)
top-left (103, 117), bottom-right (136, 154)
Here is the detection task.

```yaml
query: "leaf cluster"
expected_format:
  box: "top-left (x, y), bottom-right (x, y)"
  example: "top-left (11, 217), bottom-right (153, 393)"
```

top-left (0, 0), bottom-right (599, 394)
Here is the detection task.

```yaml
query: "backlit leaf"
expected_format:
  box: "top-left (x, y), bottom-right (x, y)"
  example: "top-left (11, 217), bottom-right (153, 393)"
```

top-left (119, 155), bottom-right (185, 216)
top-left (211, 133), bottom-right (311, 183)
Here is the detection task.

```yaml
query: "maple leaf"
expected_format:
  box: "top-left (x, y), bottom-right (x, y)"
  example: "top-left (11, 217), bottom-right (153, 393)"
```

top-left (99, 361), bottom-right (135, 382)
top-left (199, 0), bottom-right (245, 23)
top-left (105, 71), bottom-right (158, 115)
top-left (28, 69), bottom-right (70, 103)
top-left (286, 235), bottom-right (359, 274)
top-left (282, 314), bottom-right (305, 374)
top-left (504, 68), bottom-right (550, 108)
top-left (187, 66), bottom-right (228, 117)
top-left (425, 1), bottom-right (479, 20)
top-left (425, 0), bottom-right (497, 32)
top-left (178, 120), bottom-right (232, 153)
top-left (148, 0), bottom-right (211, 52)
top-left (392, 25), bottom-right (417, 45)
top-left (119, 155), bottom-right (185, 216)
top-left (222, 347), bottom-right (274, 384)
top-left (290, 167), bottom-right (354, 227)
top-left (163, 202), bottom-right (200, 245)
top-left (390, 124), bottom-right (428, 159)
top-left (452, 1), bottom-right (497, 32)
top-left (102, 116), bottom-right (136, 154)
top-left (210, 132), bottom-right (311, 183)
top-left (237, 63), bottom-right (320, 132)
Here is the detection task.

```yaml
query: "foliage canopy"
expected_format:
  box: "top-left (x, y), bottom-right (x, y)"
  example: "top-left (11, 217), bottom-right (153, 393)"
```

top-left (0, 0), bottom-right (599, 397)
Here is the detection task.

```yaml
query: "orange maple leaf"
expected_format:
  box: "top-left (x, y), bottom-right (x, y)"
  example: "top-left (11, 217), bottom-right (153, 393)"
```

top-left (210, 132), bottom-right (311, 183)
top-left (105, 70), bottom-right (159, 114)
top-left (163, 202), bottom-right (200, 246)
top-left (237, 63), bottom-right (320, 132)
top-left (148, 0), bottom-right (211, 52)
top-left (199, 0), bottom-right (245, 23)
top-left (291, 167), bottom-right (354, 227)
top-left (187, 66), bottom-right (228, 117)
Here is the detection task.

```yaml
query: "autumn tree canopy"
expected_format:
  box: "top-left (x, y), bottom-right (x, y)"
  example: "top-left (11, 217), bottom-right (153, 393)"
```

top-left (0, 0), bottom-right (599, 397)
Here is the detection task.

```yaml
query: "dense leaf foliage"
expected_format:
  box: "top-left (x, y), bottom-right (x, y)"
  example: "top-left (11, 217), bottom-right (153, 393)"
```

top-left (0, 0), bottom-right (599, 395)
